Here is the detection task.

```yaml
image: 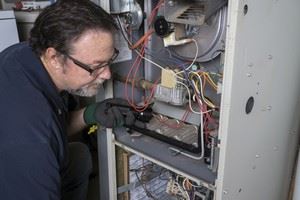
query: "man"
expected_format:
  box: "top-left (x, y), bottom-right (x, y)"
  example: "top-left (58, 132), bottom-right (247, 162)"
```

top-left (0, 0), bottom-right (133, 199)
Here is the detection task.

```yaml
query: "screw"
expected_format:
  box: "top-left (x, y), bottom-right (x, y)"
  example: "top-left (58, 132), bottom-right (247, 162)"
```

top-left (168, 0), bottom-right (174, 6)
top-left (268, 55), bottom-right (273, 60)
top-left (289, 130), bottom-right (297, 135)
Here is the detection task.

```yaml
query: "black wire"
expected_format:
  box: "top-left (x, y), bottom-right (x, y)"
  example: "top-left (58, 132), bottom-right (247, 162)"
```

top-left (116, 15), bottom-right (131, 46)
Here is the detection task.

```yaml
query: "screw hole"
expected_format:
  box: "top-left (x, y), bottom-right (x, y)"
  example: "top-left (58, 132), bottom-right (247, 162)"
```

top-left (243, 4), bottom-right (248, 15)
top-left (245, 96), bottom-right (254, 114)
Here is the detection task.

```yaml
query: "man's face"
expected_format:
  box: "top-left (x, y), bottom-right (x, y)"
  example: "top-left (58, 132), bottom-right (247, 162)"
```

top-left (61, 30), bottom-right (114, 97)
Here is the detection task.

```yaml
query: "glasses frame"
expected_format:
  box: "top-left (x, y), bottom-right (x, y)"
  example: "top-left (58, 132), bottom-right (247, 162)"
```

top-left (64, 48), bottom-right (119, 75)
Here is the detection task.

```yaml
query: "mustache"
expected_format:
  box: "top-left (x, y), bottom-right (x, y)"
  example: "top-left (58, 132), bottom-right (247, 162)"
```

top-left (68, 78), bottom-right (106, 97)
top-left (91, 78), bottom-right (105, 86)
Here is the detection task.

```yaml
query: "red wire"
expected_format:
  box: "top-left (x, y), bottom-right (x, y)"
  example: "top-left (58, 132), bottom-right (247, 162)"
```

top-left (147, 0), bottom-right (164, 25)
top-left (124, 52), bottom-right (143, 110)
top-left (125, 41), bottom-right (156, 112)
top-left (123, 25), bottom-right (160, 112)
top-left (123, 0), bottom-right (165, 112)
top-left (124, 49), bottom-right (141, 104)
top-left (131, 46), bottom-right (145, 108)
top-left (156, 107), bottom-right (190, 129)
top-left (131, 44), bottom-right (147, 111)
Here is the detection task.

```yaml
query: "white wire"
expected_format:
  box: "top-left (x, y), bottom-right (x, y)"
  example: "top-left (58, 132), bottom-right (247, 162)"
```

top-left (116, 16), bottom-right (133, 47)
top-left (119, 14), bottom-right (214, 113)
top-left (119, 16), bottom-right (207, 161)
top-left (191, 79), bottom-right (212, 108)
top-left (187, 182), bottom-right (205, 188)
top-left (134, 49), bottom-right (186, 81)
top-left (182, 178), bottom-right (192, 200)
top-left (176, 38), bottom-right (199, 74)
top-left (174, 181), bottom-right (190, 200)
top-left (189, 71), bottom-right (216, 109)
top-left (176, 81), bottom-right (203, 115)
top-left (190, 71), bottom-right (204, 99)
top-left (135, 49), bottom-right (165, 70)
top-left (168, 109), bottom-right (204, 160)
top-left (191, 79), bottom-right (200, 94)
top-left (182, 178), bottom-right (193, 200)
top-left (182, 178), bottom-right (187, 191)
top-left (118, 14), bottom-right (202, 91)
top-left (206, 71), bottom-right (222, 77)
top-left (116, 16), bottom-right (178, 79)
top-left (185, 191), bottom-right (191, 200)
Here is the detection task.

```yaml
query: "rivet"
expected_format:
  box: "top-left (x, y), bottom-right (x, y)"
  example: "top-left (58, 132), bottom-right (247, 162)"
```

top-left (290, 130), bottom-right (297, 135)
top-left (168, 0), bottom-right (174, 6)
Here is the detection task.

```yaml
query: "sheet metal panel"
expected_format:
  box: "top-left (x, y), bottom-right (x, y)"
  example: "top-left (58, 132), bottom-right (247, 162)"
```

top-left (217, 0), bottom-right (300, 199)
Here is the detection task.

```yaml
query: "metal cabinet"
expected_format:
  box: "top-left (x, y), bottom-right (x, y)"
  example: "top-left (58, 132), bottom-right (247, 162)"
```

top-left (0, 10), bottom-right (19, 52)
top-left (97, 0), bottom-right (300, 199)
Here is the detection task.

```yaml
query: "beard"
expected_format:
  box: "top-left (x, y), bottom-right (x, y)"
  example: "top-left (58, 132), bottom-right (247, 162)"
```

top-left (68, 78), bottom-right (105, 97)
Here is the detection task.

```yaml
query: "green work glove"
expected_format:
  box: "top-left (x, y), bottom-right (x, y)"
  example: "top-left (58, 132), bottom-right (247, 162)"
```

top-left (83, 98), bottom-right (136, 128)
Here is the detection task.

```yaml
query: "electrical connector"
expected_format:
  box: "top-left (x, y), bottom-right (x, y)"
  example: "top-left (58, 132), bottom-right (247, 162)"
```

top-left (166, 178), bottom-right (189, 199)
top-left (163, 32), bottom-right (192, 47)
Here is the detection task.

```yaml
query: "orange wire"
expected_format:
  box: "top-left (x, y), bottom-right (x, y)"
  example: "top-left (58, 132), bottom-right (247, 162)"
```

top-left (156, 107), bottom-right (190, 129)
top-left (147, 0), bottom-right (164, 25)
top-left (122, 1), bottom-right (163, 112)
top-left (125, 40), bottom-right (158, 112)
top-left (124, 47), bottom-right (144, 110)
top-left (130, 29), bottom-right (154, 50)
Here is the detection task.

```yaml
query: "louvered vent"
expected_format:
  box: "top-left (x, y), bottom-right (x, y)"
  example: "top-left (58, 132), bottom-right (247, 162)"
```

top-left (177, 4), bottom-right (205, 21)
top-left (165, 2), bottom-right (206, 25)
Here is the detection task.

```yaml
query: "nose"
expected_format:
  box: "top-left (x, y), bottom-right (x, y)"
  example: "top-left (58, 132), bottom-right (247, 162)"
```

top-left (97, 66), bottom-right (111, 80)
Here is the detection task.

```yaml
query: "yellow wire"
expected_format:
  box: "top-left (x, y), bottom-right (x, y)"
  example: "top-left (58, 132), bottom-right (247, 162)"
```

top-left (205, 73), bottom-right (218, 90)
top-left (190, 72), bottom-right (217, 108)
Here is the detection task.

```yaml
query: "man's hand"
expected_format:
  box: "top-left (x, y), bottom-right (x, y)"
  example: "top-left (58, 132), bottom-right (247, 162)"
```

top-left (83, 98), bottom-right (135, 128)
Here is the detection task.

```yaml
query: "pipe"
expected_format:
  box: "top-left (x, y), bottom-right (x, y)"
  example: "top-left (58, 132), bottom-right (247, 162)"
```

top-left (113, 73), bottom-right (155, 90)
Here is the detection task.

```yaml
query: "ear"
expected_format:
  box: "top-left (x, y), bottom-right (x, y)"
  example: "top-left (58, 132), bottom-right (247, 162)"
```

top-left (43, 47), bottom-right (64, 72)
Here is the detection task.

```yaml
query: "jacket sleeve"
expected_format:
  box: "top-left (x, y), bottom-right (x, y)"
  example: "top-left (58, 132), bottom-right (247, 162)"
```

top-left (0, 142), bottom-right (61, 200)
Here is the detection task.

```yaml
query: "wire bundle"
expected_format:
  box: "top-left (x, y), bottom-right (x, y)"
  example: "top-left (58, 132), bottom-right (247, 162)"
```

top-left (115, 1), bottom-right (222, 161)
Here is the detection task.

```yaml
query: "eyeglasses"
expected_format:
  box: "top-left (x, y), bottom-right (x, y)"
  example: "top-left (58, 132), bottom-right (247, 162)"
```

top-left (64, 48), bottom-right (119, 75)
